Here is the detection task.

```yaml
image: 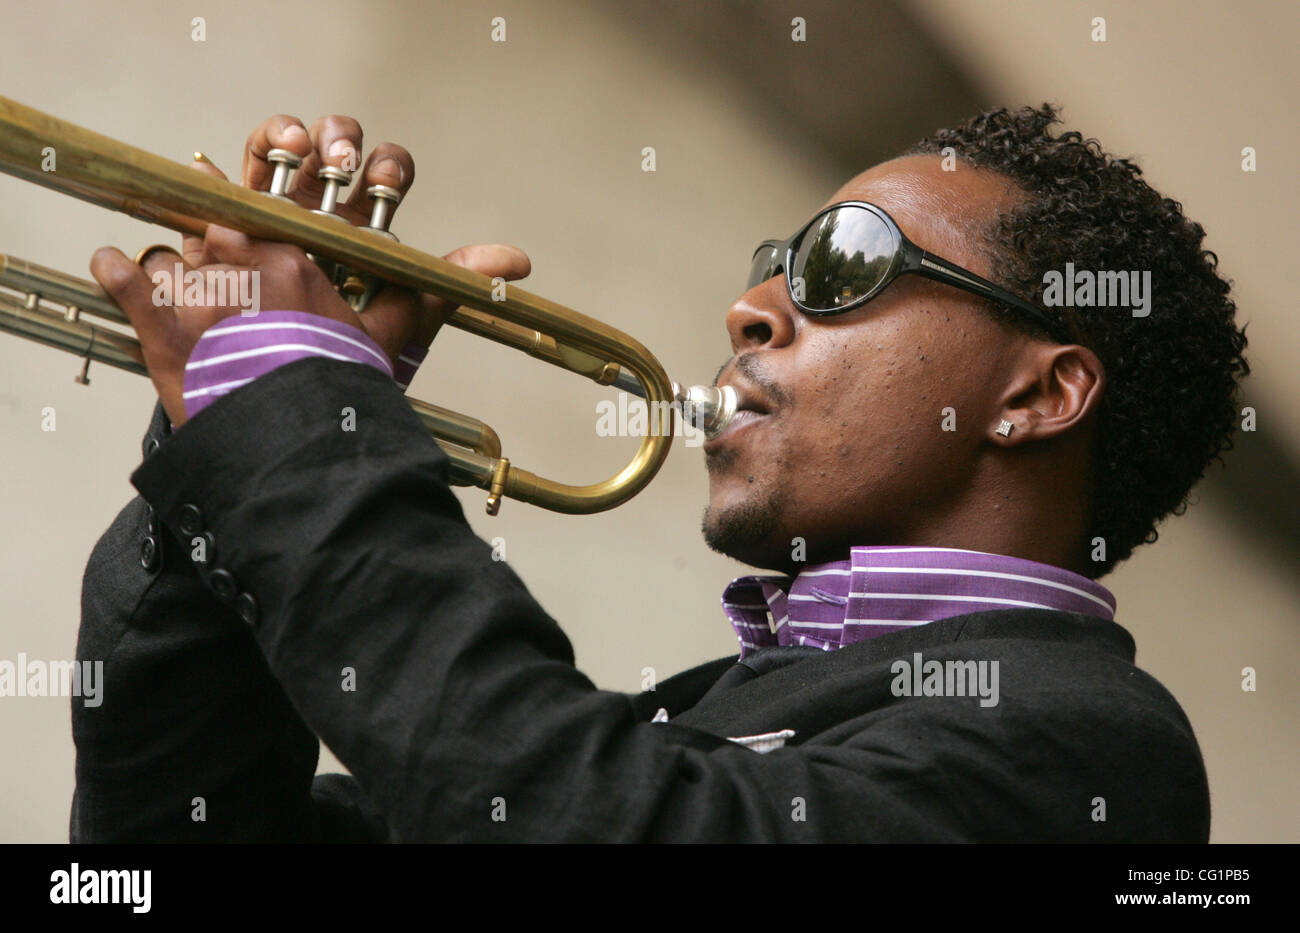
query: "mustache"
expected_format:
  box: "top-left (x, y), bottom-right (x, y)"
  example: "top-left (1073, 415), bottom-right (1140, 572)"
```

top-left (713, 353), bottom-right (791, 408)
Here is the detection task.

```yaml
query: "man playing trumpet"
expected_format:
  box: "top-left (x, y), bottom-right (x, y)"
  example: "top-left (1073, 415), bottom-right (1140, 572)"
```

top-left (72, 104), bottom-right (1247, 842)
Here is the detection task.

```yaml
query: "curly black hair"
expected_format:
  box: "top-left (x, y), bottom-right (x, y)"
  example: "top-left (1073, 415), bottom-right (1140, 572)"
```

top-left (906, 104), bottom-right (1249, 577)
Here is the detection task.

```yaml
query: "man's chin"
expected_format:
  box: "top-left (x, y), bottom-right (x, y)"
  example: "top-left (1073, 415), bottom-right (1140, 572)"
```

top-left (700, 493), bottom-right (790, 572)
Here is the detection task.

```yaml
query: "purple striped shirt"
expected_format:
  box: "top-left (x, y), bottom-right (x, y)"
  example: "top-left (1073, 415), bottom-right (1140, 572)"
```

top-left (183, 310), bottom-right (427, 419)
top-left (723, 546), bottom-right (1116, 658)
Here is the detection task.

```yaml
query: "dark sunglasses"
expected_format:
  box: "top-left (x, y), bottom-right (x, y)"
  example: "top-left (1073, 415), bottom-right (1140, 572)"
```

top-left (748, 200), bottom-right (1069, 342)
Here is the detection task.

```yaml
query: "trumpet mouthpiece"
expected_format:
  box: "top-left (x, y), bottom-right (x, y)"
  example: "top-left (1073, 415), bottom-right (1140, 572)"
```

top-left (675, 383), bottom-right (738, 438)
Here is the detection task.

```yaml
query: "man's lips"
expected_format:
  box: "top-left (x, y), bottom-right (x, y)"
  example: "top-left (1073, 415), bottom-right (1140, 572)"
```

top-left (704, 383), bottom-right (772, 449)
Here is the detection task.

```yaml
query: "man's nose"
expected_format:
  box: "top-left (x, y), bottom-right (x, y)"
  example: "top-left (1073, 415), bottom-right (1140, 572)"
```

top-left (725, 275), bottom-right (797, 354)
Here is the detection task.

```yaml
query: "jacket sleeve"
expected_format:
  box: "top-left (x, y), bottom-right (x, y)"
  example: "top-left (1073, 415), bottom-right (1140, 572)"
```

top-left (127, 357), bottom-right (1178, 842)
top-left (71, 403), bottom-right (387, 843)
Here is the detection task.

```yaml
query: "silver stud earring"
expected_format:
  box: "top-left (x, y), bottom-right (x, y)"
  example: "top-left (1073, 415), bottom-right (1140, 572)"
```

top-left (996, 419), bottom-right (1015, 437)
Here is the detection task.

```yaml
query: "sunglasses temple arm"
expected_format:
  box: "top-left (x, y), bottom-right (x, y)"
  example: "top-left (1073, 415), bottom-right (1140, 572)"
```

top-left (913, 250), bottom-right (1065, 339)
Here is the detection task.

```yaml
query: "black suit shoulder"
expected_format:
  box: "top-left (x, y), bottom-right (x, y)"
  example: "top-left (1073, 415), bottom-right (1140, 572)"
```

top-left (670, 611), bottom-right (1210, 842)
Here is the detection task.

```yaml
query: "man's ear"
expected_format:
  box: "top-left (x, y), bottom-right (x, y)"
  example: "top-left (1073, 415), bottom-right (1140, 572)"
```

top-left (991, 343), bottom-right (1105, 446)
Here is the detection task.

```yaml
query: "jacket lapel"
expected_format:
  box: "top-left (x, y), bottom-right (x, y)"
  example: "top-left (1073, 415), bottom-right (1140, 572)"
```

top-left (626, 655), bottom-right (736, 722)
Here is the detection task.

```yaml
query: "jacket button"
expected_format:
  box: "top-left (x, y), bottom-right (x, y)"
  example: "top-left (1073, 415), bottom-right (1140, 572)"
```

top-left (235, 592), bottom-right (260, 627)
top-left (209, 568), bottom-right (237, 602)
top-left (139, 535), bottom-right (160, 573)
top-left (178, 504), bottom-right (205, 537)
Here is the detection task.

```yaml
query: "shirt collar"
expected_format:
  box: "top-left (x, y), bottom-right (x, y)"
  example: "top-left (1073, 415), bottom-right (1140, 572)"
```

top-left (721, 546), bottom-right (1117, 659)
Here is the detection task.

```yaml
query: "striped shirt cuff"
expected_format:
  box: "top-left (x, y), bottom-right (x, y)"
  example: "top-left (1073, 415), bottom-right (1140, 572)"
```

top-left (183, 311), bottom-right (394, 420)
top-left (393, 343), bottom-right (428, 390)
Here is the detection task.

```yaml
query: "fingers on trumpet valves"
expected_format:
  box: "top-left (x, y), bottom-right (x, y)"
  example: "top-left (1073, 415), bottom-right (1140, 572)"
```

top-left (311, 163), bottom-right (406, 311)
top-left (242, 115), bottom-right (311, 191)
top-left (344, 141), bottom-right (414, 216)
top-left (345, 184), bottom-right (405, 309)
top-left (259, 118), bottom-right (412, 310)
top-left (301, 115), bottom-right (363, 203)
top-left (303, 163), bottom-right (353, 284)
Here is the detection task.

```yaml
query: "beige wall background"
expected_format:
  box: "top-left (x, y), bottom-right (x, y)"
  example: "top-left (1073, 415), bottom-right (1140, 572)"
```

top-left (0, 0), bottom-right (1294, 842)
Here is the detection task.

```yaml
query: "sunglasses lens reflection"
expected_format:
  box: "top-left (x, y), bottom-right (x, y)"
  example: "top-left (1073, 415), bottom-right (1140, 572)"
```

top-left (791, 207), bottom-right (895, 311)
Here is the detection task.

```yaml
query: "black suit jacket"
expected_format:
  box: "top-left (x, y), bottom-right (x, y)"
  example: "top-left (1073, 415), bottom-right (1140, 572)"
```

top-left (71, 358), bottom-right (1211, 842)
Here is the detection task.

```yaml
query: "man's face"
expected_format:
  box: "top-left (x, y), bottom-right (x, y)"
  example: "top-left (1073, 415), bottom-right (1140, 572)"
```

top-left (702, 155), bottom-right (1031, 572)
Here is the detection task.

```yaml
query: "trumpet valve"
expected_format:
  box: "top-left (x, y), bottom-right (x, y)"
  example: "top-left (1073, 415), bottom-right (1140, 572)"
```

top-left (365, 184), bottom-right (402, 239)
top-left (265, 148), bottom-right (302, 200)
top-left (312, 164), bottom-right (351, 218)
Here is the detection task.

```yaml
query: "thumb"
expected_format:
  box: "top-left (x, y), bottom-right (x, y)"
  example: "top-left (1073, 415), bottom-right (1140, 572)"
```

top-left (411, 243), bottom-right (533, 347)
top-left (442, 243), bottom-right (532, 283)
top-left (361, 244), bottom-right (533, 361)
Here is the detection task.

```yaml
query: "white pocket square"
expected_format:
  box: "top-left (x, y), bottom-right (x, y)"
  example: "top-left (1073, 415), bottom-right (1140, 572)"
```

top-left (649, 709), bottom-right (795, 754)
top-left (725, 729), bottom-right (796, 754)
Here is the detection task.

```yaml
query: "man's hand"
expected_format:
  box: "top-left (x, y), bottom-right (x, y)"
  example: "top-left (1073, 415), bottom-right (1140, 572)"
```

top-left (89, 113), bottom-right (530, 427)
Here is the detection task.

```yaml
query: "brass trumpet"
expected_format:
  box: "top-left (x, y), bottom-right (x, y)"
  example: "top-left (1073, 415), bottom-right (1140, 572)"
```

top-left (0, 97), bottom-right (736, 514)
